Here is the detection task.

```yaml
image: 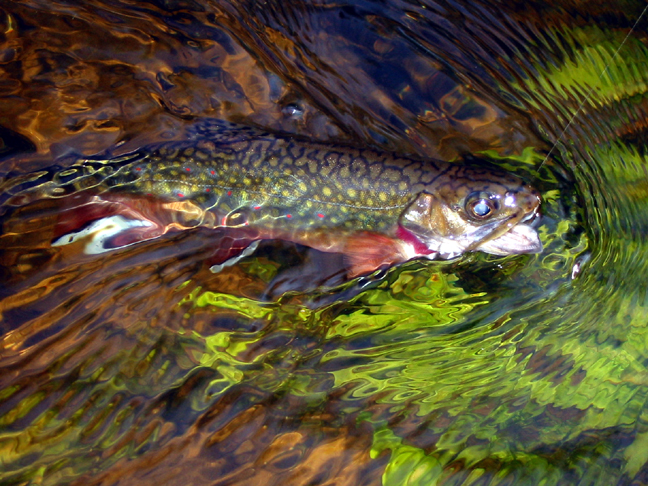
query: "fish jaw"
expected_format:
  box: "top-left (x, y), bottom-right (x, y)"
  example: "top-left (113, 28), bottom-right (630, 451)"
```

top-left (399, 213), bottom-right (543, 260)
top-left (473, 220), bottom-right (543, 255)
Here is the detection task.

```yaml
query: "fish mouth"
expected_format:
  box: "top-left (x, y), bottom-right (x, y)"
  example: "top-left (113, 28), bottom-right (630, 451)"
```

top-left (475, 210), bottom-right (542, 256)
top-left (398, 207), bottom-right (542, 261)
top-left (433, 212), bottom-right (542, 259)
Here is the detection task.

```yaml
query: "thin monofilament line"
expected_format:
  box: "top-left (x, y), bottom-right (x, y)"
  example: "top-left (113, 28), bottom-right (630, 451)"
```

top-left (537, 4), bottom-right (648, 172)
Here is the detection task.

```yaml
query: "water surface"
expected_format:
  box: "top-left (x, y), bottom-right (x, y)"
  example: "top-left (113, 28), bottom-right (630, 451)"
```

top-left (1, 1), bottom-right (648, 485)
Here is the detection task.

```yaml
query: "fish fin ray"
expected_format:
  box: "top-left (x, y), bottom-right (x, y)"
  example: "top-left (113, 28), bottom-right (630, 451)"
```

top-left (343, 232), bottom-right (409, 278)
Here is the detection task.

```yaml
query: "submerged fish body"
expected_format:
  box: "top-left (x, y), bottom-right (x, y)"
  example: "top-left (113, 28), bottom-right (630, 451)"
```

top-left (3, 120), bottom-right (542, 276)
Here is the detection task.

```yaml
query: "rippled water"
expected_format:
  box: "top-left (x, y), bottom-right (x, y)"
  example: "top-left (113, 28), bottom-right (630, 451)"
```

top-left (1, 0), bottom-right (648, 484)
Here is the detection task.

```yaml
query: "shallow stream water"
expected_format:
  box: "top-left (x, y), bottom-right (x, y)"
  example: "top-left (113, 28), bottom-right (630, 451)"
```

top-left (1, 1), bottom-right (648, 485)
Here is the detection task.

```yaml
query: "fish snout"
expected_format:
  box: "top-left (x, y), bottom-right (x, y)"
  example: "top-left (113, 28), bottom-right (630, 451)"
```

top-left (504, 187), bottom-right (541, 218)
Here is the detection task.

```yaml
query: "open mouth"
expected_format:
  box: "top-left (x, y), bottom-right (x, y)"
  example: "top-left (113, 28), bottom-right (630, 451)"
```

top-left (477, 211), bottom-right (543, 256)
top-left (397, 205), bottom-right (543, 261)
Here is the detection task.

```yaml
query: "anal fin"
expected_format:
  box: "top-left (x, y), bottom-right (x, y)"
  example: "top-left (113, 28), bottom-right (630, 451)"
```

top-left (52, 215), bottom-right (160, 254)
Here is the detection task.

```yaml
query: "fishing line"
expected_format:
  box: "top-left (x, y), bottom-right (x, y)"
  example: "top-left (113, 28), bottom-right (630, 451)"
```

top-left (536, 4), bottom-right (648, 173)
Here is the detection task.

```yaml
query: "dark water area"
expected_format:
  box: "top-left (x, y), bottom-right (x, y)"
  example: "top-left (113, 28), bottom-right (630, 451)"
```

top-left (1, 0), bottom-right (648, 485)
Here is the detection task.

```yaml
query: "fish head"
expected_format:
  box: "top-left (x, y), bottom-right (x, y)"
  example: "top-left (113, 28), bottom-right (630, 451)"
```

top-left (400, 163), bottom-right (542, 259)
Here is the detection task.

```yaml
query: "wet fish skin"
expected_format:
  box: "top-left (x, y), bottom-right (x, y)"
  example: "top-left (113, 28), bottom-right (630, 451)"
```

top-left (2, 120), bottom-right (542, 274)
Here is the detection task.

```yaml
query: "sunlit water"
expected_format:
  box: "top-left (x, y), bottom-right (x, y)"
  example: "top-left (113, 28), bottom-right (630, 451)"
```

top-left (1, 1), bottom-right (647, 485)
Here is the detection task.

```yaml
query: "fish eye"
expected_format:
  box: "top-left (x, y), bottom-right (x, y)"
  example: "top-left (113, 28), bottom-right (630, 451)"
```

top-left (466, 192), bottom-right (498, 220)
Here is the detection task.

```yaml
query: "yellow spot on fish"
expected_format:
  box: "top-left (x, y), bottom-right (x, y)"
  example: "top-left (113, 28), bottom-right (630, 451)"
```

top-left (298, 182), bottom-right (308, 192)
top-left (379, 193), bottom-right (388, 202)
top-left (322, 187), bottom-right (332, 197)
top-left (347, 188), bottom-right (357, 198)
top-left (340, 167), bottom-right (350, 178)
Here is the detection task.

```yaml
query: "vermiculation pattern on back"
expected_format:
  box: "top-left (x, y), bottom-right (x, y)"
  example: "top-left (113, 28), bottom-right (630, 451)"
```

top-left (3, 120), bottom-right (450, 232)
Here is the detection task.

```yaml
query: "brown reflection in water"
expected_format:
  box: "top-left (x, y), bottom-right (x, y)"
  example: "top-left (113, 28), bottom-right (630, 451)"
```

top-left (0, 0), bottom-right (541, 169)
top-left (71, 386), bottom-right (385, 486)
top-left (0, 0), bottom-right (351, 166)
top-left (0, 0), bottom-right (568, 485)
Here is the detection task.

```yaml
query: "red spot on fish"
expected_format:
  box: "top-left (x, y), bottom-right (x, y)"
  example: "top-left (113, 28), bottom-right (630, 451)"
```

top-left (185, 167), bottom-right (191, 172)
top-left (136, 167), bottom-right (142, 171)
top-left (211, 170), bottom-right (216, 175)
top-left (227, 191), bottom-right (232, 196)
top-left (286, 214), bottom-right (292, 218)
top-left (244, 221), bottom-right (249, 226)
top-left (178, 193), bottom-right (185, 198)
top-left (254, 206), bottom-right (261, 210)
top-left (317, 213), bottom-right (324, 218)
top-left (147, 193), bottom-right (152, 196)
top-left (221, 216), bottom-right (228, 226)
top-left (206, 188), bottom-right (211, 192)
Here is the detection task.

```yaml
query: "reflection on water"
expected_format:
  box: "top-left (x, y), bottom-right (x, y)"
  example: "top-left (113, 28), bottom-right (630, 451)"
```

top-left (1, 0), bottom-right (648, 484)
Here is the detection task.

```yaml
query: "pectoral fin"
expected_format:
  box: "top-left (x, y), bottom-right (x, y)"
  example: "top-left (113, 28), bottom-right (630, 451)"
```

top-left (343, 232), bottom-right (411, 277)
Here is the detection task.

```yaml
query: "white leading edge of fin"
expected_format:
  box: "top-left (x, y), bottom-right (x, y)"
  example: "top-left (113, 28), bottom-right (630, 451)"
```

top-left (52, 215), bottom-right (153, 255)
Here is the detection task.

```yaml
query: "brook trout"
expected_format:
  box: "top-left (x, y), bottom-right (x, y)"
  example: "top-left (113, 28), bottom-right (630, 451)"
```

top-left (2, 120), bottom-right (542, 276)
